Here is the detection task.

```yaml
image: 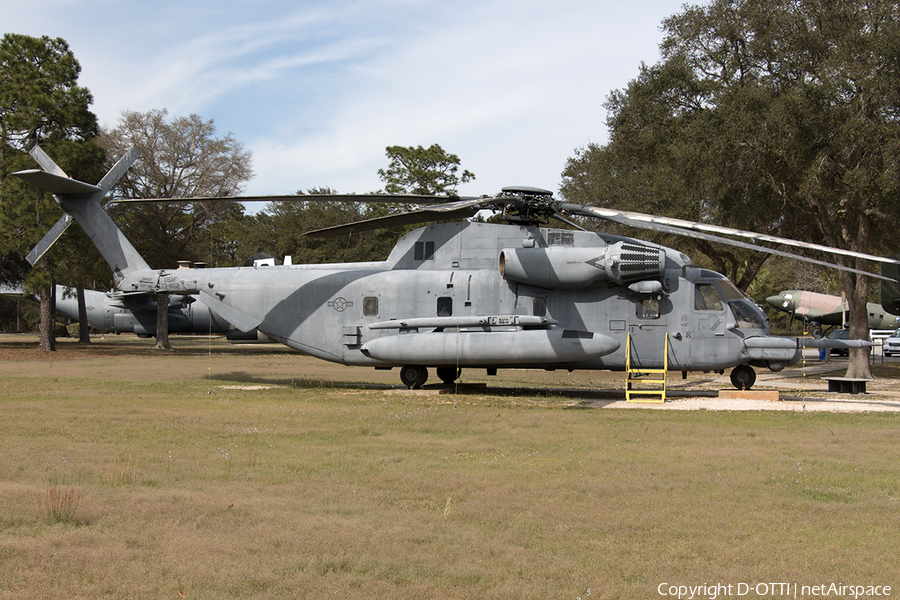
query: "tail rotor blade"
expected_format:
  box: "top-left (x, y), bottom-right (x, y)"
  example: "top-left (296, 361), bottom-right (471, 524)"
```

top-left (25, 214), bottom-right (74, 265)
top-left (98, 147), bottom-right (141, 191)
top-left (28, 146), bottom-right (68, 178)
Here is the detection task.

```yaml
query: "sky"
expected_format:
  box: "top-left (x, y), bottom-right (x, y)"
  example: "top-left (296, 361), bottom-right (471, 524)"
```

top-left (4, 0), bottom-right (688, 203)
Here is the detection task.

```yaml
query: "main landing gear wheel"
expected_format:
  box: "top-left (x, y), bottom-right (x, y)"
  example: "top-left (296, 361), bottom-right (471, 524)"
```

top-left (436, 367), bottom-right (461, 385)
top-left (400, 365), bottom-right (428, 389)
top-left (730, 365), bottom-right (756, 390)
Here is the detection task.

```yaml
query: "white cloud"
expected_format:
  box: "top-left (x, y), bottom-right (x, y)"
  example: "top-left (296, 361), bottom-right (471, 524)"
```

top-left (5, 0), bottom-right (684, 199)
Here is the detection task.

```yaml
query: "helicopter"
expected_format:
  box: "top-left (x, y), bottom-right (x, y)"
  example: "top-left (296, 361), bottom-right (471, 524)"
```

top-left (12, 146), bottom-right (890, 390)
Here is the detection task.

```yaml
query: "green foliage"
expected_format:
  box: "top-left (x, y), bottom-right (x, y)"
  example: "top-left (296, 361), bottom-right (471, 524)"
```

top-left (0, 34), bottom-right (97, 148)
top-left (0, 34), bottom-right (104, 348)
top-left (235, 191), bottom-right (401, 264)
top-left (378, 144), bottom-right (474, 195)
top-left (235, 144), bottom-right (476, 264)
top-left (0, 34), bottom-right (102, 276)
top-left (562, 0), bottom-right (900, 302)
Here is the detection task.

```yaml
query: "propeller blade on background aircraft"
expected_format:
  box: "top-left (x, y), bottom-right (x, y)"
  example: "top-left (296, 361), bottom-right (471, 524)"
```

top-left (563, 204), bottom-right (898, 282)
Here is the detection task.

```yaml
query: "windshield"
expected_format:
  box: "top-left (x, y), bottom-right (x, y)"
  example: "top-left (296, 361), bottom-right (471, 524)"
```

top-left (729, 299), bottom-right (767, 330)
top-left (716, 279), bottom-right (746, 301)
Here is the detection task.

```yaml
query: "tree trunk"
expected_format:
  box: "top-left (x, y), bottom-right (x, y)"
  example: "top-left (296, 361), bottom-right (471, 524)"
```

top-left (153, 292), bottom-right (172, 350)
top-left (37, 284), bottom-right (56, 352)
top-left (844, 275), bottom-right (873, 380)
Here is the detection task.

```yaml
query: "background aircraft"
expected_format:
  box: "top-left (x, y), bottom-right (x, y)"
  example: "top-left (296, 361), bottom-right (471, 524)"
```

top-left (1, 283), bottom-right (265, 341)
top-left (766, 290), bottom-right (900, 331)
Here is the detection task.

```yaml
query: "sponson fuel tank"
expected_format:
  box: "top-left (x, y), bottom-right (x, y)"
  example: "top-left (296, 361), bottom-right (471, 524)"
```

top-left (499, 241), bottom-right (665, 290)
top-left (361, 329), bottom-right (619, 365)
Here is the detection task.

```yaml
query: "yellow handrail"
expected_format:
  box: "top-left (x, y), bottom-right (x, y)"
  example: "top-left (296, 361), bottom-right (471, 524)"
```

top-left (625, 332), bottom-right (668, 403)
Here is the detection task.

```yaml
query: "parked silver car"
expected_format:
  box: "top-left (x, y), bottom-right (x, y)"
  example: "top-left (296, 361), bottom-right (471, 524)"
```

top-left (884, 329), bottom-right (900, 356)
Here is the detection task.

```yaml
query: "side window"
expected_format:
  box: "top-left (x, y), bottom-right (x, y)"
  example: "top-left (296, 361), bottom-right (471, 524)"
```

top-left (547, 231), bottom-right (574, 246)
top-left (437, 296), bottom-right (452, 317)
top-left (532, 297), bottom-right (547, 317)
top-left (636, 298), bottom-right (660, 320)
top-left (414, 241), bottom-right (435, 261)
top-left (363, 296), bottom-right (378, 317)
top-left (694, 283), bottom-right (724, 311)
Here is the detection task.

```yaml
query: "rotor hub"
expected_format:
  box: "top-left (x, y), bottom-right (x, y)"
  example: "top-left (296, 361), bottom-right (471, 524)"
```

top-left (497, 187), bottom-right (560, 225)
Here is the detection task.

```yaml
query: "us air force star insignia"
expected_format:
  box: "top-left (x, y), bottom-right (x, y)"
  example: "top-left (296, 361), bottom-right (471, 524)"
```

top-left (328, 297), bottom-right (352, 312)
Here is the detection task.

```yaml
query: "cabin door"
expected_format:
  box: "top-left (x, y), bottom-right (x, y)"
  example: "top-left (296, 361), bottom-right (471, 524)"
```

top-left (627, 296), bottom-right (668, 369)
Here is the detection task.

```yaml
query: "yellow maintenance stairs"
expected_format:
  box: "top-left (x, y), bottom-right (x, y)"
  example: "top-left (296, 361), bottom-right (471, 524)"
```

top-left (624, 332), bottom-right (668, 403)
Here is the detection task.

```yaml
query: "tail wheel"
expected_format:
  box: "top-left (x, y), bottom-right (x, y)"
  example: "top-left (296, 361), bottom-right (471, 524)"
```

top-left (730, 365), bottom-right (756, 390)
top-left (436, 367), bottom-right (461, 385)
top-left (400, 365), bottom-right (428, 389)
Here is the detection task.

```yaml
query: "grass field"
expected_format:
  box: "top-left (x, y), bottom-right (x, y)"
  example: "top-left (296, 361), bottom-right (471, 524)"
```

top-left (0, 335), bottom-right (898, 599)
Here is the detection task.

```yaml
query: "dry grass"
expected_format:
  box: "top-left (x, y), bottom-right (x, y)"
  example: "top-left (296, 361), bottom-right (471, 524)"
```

top-left (0, 334), bottom-right (898, 598)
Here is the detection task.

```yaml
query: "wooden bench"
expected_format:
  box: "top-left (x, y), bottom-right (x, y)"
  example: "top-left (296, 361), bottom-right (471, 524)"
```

top-left (823, 377), bottom-right (871, 394)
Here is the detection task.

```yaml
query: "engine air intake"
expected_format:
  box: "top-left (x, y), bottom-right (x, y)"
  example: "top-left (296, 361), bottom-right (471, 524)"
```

top-left (500, 241), bottom-right (665, 290)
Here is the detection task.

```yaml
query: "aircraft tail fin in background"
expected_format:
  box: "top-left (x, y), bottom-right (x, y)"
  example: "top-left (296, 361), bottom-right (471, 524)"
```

top-left (12, 146), bottom-right (151, 285)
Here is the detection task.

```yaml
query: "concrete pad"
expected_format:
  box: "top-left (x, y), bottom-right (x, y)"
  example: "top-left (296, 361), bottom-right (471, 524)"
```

top-left (718, 389), bottom-right (780, 401)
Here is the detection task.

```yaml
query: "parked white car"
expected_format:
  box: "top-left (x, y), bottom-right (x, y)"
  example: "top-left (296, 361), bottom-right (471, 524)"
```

top-left (884, 329), bottom-right (900, 356)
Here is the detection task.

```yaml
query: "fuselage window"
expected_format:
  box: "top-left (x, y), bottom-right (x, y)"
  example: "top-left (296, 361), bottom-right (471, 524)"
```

top-left (363, 296), bottom-right (378, 317)
top-left (532, 297), bottom-right (547, 317)
top-left (414, 241), bottom-right (435, 261)
top-left (437, 296), bottom-right (452, 317)
top-left (637, 298), bottom-right (660, 319)
top-left (694, 283), bottom-right (724, 311)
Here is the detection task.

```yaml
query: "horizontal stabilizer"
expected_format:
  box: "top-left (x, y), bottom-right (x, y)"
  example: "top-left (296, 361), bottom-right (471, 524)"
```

top-left (11, 169), bottom-right (102, 196)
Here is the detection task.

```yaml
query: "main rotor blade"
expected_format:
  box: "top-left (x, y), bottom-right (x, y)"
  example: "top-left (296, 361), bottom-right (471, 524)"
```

top-left (110, 193), bottom-right (475, 205)
top-left (306, 199), bottom-right (488, 238)
top-left (568, 204), bottom-right (900, 267)
top-left (566, 204), bottom-right (896, 281)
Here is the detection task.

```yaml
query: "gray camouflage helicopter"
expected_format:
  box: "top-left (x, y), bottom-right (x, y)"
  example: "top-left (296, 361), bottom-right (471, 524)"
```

top-left (13, 146), bottom-right (890, 390)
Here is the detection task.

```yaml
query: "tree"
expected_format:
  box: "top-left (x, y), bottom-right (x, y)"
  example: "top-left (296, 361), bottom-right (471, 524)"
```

top-left (0, 34), bottom-right (103, 350)
top-left (562, 0), bottom-right (900, 379)
top-left (101, 109), bottom-right (252, 267)
top-left (100, 109), bottom-right (253, 349)
top-left (378, 144), bottom-right (474, 195)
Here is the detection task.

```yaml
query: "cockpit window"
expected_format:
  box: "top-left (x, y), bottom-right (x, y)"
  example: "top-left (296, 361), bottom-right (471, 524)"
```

top-left (694, 283), bottom-right (724, 311)
top-left (716, 279), bottom-right (745, 301)
top-left (729, 300), bottom-right (767, 329)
